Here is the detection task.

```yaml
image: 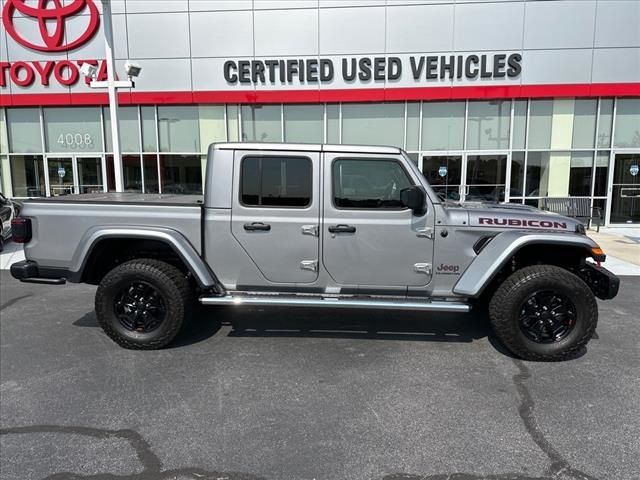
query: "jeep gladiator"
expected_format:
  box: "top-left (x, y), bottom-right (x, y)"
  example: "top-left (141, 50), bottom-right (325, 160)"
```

top-left (10, 143), bottom-right (619, 360)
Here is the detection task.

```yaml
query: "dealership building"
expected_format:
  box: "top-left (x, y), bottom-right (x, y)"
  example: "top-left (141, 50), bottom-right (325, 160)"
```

top-left (1, 0), bottom-right (639, 224)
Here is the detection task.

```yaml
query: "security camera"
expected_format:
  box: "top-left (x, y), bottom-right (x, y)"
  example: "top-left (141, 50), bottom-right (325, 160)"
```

top-left (79, 63), bottom-right (98, 79)
top-left (124, 61), bottom-right (142, 78)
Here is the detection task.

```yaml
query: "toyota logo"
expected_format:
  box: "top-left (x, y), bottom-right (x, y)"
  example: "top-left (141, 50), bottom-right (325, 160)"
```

top-left (2, 0), bottom-right (100, 53)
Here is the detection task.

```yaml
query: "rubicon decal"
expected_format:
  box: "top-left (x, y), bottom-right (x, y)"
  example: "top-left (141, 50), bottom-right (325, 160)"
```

top-left (2, 0), bottom-right (100, 53)
top-left (478, 218), bottom-right (568, 229)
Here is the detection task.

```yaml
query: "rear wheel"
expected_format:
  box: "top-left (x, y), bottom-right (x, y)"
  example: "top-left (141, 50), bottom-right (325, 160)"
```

top-left (95, 259), bottom-right (191, 349)
top-left (489, 265), bottom-right (598, 361)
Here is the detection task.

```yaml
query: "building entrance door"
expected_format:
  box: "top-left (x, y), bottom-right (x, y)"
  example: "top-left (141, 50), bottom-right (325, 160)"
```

top-left (610, 153), bottom-right (640, 224)
top-left (45, 156), bottom-right (104, 196)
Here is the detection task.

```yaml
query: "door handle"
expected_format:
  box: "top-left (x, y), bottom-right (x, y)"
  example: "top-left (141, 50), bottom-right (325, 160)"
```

top-left (244, 222), bottom-right (271, 231)
top-left (328, 224), bottom-right (356, 233)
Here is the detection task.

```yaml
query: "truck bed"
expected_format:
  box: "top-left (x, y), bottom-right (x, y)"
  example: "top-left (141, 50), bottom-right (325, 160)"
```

top-left (22, 192), bottom-right (204, 206)
top-left (18, 193), bottom-right (204, 270)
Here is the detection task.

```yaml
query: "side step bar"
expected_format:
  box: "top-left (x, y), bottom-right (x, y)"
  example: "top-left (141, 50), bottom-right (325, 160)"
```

top-left (200, 295), bottom-right (471, 313)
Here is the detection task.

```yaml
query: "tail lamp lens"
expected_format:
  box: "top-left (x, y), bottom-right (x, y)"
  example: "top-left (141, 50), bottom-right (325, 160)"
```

top-left (11, 217), bottom-right (32, 243)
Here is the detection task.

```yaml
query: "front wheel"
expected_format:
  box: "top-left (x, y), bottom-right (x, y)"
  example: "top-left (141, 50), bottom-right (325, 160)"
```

top-left (489, 265), bottom-right (598, 361)
top-left (95, 259), bottom-right (191, 350)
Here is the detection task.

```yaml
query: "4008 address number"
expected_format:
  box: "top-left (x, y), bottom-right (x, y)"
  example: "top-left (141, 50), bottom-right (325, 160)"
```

top-left (57, 133), bottom-right (94, 148)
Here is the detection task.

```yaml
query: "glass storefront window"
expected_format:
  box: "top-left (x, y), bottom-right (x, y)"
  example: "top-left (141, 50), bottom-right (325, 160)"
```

top-left (43, 107), bottom-right (103, 153)
top-left (465, 154), bottom-right (508, 202)
top-left (597, 99), bottom-right (613, 148)
top-left (422, 101), bottom-right (465, 151)
top-left (158, 106), bottom-right (200, 152)
top-left (283, 105), bottom-right (324, 144)
top-left (512, 101), bottom-right (527, 150)
top-left (466, 100), bottom-right (510, 150)
top-left (143, 154), bottom-right (159, 194)
top-left (327, 104), bottom-right (340, 144)
top-left (422, 155), bottom-right (462, 201)
top-left (510, 151), bottom-right (525, 197)
top-left (227, 105), bottom-right (239, 142)
top-left (528, 100), bottom-right (553, 149)
top-left (199, 106), bottom-right (226, 152)
top-left (159, 154), bottom-right (203, 194)
top-left (406, 103), bottom-right (420, 151)
top-left (106, 154), bottom-right (142, 192)
top-left (594, 151), bottom-right (610, 197)
top-left (572, 100), bottom-right (597, 149)
top-left (104, 106), bottom-right (140, 153)
top-left (342, 103), bottom-right (404, 147)
top-left (525, 151), bottom-right (551, 197)
top-left (614, 99), bottom-right (640, 148)
top-left (10, 154), bottom-right (45, 197)
top-left (568, 152), bottom-right (593, 196)
top-left (7, 108), bottom-right (42, 154)
top-left (141, 106), bottom-right (157, 152)
top-left (241, 105), bottom-right (282, 142)
top-left (77, 157), bottom-right (104, 194)
top-left (0, 109), bottom-right (8, 154)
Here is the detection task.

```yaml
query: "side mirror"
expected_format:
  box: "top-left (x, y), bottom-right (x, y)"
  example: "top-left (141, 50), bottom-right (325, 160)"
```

top-left (400, 185), bottom-right (427, 215)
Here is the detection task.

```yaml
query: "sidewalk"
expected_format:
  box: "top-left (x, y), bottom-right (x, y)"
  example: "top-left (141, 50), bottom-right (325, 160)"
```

top-left (1, 228), bottom-right (638, 275)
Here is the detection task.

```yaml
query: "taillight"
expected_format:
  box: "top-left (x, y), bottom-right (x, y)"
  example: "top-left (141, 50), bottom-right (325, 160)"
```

top-left (11, 217), bottom-right (32, 243)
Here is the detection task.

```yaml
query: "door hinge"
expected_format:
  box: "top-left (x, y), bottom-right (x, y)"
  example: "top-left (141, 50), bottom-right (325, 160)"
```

top-left (414, 263), bottom-right (432, 275)
top-left (300, 260), bottom-right (318, 272)
top-left (301, 225), bottom-right (319, 237)
top-left (416, 227), bottom-right (434, 239)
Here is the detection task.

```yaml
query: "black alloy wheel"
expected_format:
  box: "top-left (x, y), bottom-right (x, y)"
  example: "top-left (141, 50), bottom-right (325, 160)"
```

top-left (518, 290), bottom-right (576, 344)
top-left (114, 281), bottom-right (167, 333)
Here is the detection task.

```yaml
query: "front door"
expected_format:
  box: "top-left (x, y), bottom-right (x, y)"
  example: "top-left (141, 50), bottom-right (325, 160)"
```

top-left (322, 154), bottom-right (435, 289)
top-left (610, 153), bottom-right (640, 224)
top-left (231, 150), bottom-right (320, 284)
top-left (46, 156), bottom-right (104, 196)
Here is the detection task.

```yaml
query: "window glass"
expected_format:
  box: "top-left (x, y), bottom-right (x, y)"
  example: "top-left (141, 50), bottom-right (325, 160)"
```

top-left (342, 103), bottom-right (404, 147)
top-left (7, 108), bottom-right (42, 153)
top-left (423, 155), bottom-right (461, 201)
top-left (512, 101), bottom-right (527, 150)
top-left (333, 158), bottom-right (412, 209)
top-left (143, 154), bottom-right (159, 193)
top-left (0, 109), bottom-right (8, 154)
top-left (10, 154), bottom-right (45, 197)
top-left (528, 100), bottom-right (553, 149)
top-left (283, 105), bottom-right (324, 143)
top-left (525, 151), bottom-right (551, 197)
top-left (241, 156), bottom-right (312, 207)
top-left (594, 151), bottom-right (609, 197)
top-left (199, 106), bottom-right (226, 153)
top-left (466, 100), bottom-right (510, 150)
top-left (510, 152), bottom-right (525, 197)
top-left (159, 154), bottom-right (203, 194)
top-left (406, 103), bottom-right (420, 151)
top-left (106, 154), bottom-right (142, 192)
top-left (104, 106), bottom-right (140, 153)
top-left (572, 100), bottom-right (597, 149)
top-left (158, 106), bottom-right (200, 152)
top-left (597, 99), bottom-right (613, 148)
top-left (141, 106), bottom-right (157, 152)
top-left (406, 152), bottom-right (419, 165)
top-left (43, 107), bottom-right (103, 153)
top-left (614, 99), bottom-right (640, 148)
top-left (241, 105), bottom-right (282, 142)
top-left (326, 104), bottom-right (340, 144)
top-left (421, 101), bottom-right (465, 151)
top-left (568, 152), bottom-right (593, 196)
top-left (227, 105), bottom-right (239, 142)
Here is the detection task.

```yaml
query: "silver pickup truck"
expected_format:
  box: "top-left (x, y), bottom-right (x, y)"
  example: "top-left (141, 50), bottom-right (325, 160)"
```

top-left (10, 143), bottom-right (619, 360)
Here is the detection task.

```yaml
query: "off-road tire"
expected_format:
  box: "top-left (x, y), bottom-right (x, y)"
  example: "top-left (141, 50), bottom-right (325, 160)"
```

top-left (489, 265), bottom-right (597, 361)
top-left (95, 259), bottom-right (191, 350)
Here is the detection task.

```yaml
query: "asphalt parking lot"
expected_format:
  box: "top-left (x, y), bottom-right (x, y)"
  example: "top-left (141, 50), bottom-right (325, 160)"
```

top-left (1, 270), bottom-right (639, 480)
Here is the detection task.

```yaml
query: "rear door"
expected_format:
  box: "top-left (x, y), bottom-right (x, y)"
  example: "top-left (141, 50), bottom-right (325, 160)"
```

top-left (231, 150), bottom-right (320, 284)
top-left (322, 153), bottom-right (435, 288)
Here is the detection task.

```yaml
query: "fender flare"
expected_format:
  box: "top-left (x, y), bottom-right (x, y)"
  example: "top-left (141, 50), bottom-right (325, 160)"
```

top-left (70, 226), bottom-right (219, 288)
top-left (453, 230), bottom-right (599, 298)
